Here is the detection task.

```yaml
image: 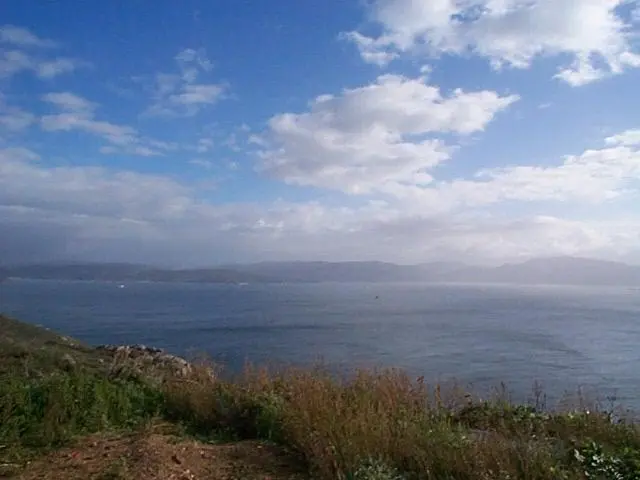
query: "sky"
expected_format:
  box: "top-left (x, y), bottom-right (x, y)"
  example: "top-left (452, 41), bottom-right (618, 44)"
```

top-left (1, 0), bottom-right (640, 267)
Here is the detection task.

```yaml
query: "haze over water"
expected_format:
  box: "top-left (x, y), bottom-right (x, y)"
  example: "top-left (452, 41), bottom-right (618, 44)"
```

top-left (2, 279), bottom-right (639, 408)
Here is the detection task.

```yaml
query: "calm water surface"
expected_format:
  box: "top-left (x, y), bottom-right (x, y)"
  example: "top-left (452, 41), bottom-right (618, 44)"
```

top-left (2, 280), bottom-right (639, 406)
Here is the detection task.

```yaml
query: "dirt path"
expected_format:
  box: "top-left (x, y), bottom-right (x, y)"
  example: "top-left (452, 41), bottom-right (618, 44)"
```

top-left (16, 432), bottom-right (308, 480)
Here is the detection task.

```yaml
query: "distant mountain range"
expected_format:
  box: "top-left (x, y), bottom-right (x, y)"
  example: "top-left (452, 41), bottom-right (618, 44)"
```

top-left (2, 257), bottom-right (640, 286)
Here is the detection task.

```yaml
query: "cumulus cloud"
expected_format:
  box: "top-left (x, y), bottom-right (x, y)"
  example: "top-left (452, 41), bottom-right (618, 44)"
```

top-left (388, 137), bottom-right (640, 212)
top-left (259, 74), bottom-right (518, 194)
top-left (347, 0), bottom-right (640, 84)
top-left (141, 49), bottom-right (226, 117)
top-left (606, 129), bottom-right (640, 147)
top-left (464, 146), bottom-right (640, 203)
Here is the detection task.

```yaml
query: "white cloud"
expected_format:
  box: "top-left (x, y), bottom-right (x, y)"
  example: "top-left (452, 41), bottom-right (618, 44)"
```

top-left (385, 135), bottom-right (640, 212)
top-left (189, 158), bottom-right (215, 169)
top-left (0, 151), bottom-right (192, 222)
top-left (348, 0), bottom-right (640, 84)
top-left (0, 24), bottom-right (638, 267)
top-left (0, 25), bottom-right (57, 48)
top-left (41, 113), bottom-right (137, 145)
top-left (36, 58), bottom-right (78, 78)
top-left (0, 50), bottom-right (32, 77)
top-left (0, 147), bottom-right (40, 162)
top-left (41, 92), bottom-right (170, 156)
top-left (190, 138), bottom-right (214, 153)
top-left (142, 49), bottom-right (226, 117)
top-left (1, 146), bottom-right (639, 265)
top-left (465, 145), bottom-right (640, 203)
top-left (0, 95), bottom-right (35, 132)
top-left (248, 134), bottom-right (268, 147)
top-left (342, 31), bottom-right (399, 66)
top-left (42, 92), bottom-right (96, 113)
top-left (169, 84), bottom-right (224, 106)
top-left (0, 48), bottom-right (79, 79)
top-left (259, 74), bottom-right (518, 194)
top-left (554, 56), bottom-right (610, 86)
top-left (175, 48), bottom-right (213, 80)
top-left (0, 26), bottom-right (82, 79)
top-left (606, 129), bottom-right (640, 147)
top-left (0, 110), bottom-right (34, 132)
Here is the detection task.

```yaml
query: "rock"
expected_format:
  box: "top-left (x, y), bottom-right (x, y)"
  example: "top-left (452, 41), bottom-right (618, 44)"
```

top-left (61, 353), bottom-right (77, 370)
top-left (98, 343), bottom-right (197, 381)
top-left (59, 336), bottom-right (79, 347)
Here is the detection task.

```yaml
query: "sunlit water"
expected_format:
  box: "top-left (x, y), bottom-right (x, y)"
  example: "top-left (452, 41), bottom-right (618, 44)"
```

top-left (2, 279), bottom-right (639, 408)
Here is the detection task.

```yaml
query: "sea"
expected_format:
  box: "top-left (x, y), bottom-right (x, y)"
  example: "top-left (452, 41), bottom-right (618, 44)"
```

top-left (2, 279), bottom-right (639, 409)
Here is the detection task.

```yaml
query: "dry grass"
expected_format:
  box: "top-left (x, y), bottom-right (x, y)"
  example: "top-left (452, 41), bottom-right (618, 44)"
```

top-left (3, 360), bottom-right (640, 479)
top-left (160, 365), bottom-right (640, 479)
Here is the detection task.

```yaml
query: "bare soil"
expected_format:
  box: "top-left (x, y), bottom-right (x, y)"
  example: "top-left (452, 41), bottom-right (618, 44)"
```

top-left (15, 432), bottom-right (308, 480)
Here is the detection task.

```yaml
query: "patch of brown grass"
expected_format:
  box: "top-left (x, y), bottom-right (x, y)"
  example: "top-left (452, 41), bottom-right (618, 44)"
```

top-left (160, 365), bottom-right (640, 479)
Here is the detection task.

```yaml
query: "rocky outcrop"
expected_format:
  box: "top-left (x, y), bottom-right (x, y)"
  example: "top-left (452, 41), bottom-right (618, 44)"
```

top-left (96, 344), bottom-right (193, 381)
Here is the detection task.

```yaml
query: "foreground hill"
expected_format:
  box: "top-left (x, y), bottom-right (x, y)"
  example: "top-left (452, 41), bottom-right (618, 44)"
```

top-left (0, 314), bottom-right (305, 479)
top-left (1, 314), bottom-right (639, 479)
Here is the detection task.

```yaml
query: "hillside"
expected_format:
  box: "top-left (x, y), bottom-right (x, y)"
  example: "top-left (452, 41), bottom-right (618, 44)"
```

top-left (443, 257), bottom-right (640, 286)
top-left (0, 314), bottom-right (111, 377)
top-left (0, 263), bottom-right (272, 284)
top-left (3, 256), bottom-right (640, 286)
top-left (0, 314), bottom-right (305, 479)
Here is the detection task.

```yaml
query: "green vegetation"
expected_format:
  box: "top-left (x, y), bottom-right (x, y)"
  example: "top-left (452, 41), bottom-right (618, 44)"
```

top-left (0, 314), bottom-right (111, 377)
top-left (0, 372), bottom-right (163, 457)
top-left (1, 314), bottom-right (640, 479)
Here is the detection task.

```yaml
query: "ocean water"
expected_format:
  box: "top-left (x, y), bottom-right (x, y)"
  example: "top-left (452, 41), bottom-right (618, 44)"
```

top-left (2, 279), bottom-right (639, 407)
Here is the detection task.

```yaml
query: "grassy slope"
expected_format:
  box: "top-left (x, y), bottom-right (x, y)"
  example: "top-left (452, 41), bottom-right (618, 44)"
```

top-left (0, 314), bottom-right (111, 377)
top-left (1, 314), bottom-right (640, 479)
top-left (0, 315), bottom-right (305, 479)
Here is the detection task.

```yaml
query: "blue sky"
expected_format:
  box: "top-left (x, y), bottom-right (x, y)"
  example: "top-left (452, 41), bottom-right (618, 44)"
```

top-left (2, 0), bottom-right (640, 266)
